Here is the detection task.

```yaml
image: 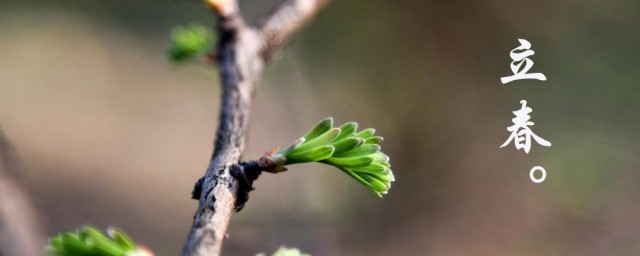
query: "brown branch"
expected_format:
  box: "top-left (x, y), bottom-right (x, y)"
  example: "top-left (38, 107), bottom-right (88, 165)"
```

top-left (0, 127), bottom-right (44, 256)
top-left (259, 0), bottom-right (330, 60)
top-left (182, 1), bottom-right (330, 255)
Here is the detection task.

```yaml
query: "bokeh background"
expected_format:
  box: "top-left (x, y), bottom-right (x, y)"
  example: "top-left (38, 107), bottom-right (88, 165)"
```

top-left (1, 0), bottom-right (639, 255)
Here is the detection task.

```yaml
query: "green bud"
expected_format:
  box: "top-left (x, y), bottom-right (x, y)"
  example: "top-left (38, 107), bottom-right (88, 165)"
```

top-left (302, 118), bottom-right (333, 141)
top-left (273, 118), bottom-right (395, 196)
top-left (286, 146), bottom-right (335, 164)
top-left (168, 23), bottom-right (214, 62)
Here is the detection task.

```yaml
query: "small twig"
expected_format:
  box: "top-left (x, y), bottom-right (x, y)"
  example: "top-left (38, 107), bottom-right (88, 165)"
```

top-left (259, 0), bottom-right (330, 61)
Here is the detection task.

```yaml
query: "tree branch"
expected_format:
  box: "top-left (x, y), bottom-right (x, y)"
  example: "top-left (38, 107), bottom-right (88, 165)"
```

top-left (182, 1), bottom-right (329, 255)
top-left (0, 127), bottom-right (44, 256)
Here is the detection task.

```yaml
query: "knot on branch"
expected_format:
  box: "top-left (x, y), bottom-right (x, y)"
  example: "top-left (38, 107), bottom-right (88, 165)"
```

top-left (230, 161), bottom-right (262, 212)
top-left (191, 160), bottom-right (269, 212)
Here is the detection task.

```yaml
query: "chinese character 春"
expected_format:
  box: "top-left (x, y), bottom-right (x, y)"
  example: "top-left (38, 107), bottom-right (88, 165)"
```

top-left (500, 100), bottom-right (551, 153)
top-left (500, 39), bottom-right (547, 84)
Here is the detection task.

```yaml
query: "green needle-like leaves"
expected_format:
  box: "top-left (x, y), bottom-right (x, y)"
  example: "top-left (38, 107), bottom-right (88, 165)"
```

top-left (46, 227), bottom-right (151, 256)
top-left (271, 118), bottom-right (394, 196)
top-left (168, 23), bottom-right (214, 62)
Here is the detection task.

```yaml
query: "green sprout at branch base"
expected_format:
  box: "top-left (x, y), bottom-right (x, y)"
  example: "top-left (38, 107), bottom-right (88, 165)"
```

top-left (46, 227), bottom-right (153, 256)
top-left (259, 118), bottom-right (395, 197)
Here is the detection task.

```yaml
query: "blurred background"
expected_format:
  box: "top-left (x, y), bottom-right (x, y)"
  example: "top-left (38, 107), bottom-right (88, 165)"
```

top-left (1, 0), bottom-right (639, 255)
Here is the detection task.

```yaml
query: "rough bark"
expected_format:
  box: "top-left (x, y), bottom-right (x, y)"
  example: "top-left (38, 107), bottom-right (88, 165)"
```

top-left (0, 127), bottom-right (44, 256)
top-left (182, 1), bottom-right (330, 256)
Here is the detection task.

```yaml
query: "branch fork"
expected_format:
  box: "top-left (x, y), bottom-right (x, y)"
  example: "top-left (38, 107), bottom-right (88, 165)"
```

top-left (182, 1), bottom-right (330, 255)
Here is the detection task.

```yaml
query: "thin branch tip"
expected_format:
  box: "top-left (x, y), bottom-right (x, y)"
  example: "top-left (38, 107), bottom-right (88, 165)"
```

top-left (259, 0), bottom-right (331, 60)
top-left (206, 0), bottom-right (239, 17)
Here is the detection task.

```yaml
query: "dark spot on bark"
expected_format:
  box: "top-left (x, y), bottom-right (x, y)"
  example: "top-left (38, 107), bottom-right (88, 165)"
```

top-left (192, 176), bottom-right (205, 200)
top-left (231, 161), bottom-right (262, 212)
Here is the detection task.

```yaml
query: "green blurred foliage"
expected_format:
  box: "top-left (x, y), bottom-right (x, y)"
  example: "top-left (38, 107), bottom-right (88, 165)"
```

top-left (168, 23), bottom-right (215, 62)
top-left (47, 227), bottom-right (141, 256)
